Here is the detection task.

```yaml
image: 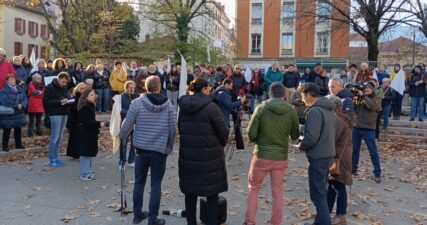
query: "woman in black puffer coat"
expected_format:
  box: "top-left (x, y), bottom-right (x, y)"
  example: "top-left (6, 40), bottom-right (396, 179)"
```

top-left (178, 77), bottom-right (229, 225)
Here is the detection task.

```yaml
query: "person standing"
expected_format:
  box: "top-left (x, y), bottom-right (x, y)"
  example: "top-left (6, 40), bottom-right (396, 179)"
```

top-left (408, 65), bottom-right (426, 122)
top-left (249, 67), bottom-right (264, 113)
top-left (299, 83), bottom-right (336, 225)
top-left (244, 83), bottom-right (299, 225)
top-left (381, 78), bottom-right (394, 130)
top-left (339, 68), bottom-right (351, 85)
top-left (355, 62), bottom-right (372, 83)
top-left (307, 63), bottom-right (322, 83)
top-left (351, 83), bottom-right (382, 183)
top-left (328, 78), bottom-right (354, 117)
top-left (282, 64), bottom-right (300, 101)
top-left (0, 48), bottom-right (15, 89)
top-left (264, 63), bottom-right (283, 99)
top-left (390, 64), bottom-right (404, 120)
top-left (290, 82), bottom-right (308, 124)
top-left (66, 83), bottom-right (86, 159)
top-left (325, 95), bottom-right (353, 225)
top-left (376, 64), bottom-right (389, 86)
top-left (315, 70), bottom-right (330, 96)
top-left (21, 56), bottom-right (33, 76)
top-left (165, 64), bottom-right (180, 111)
top-left (119, 76), bottom-right (176, 225)
top-left (52, 58), bottom-right (68, 77)
top-left (128, 61), bottom-right (140, 81)
top-left (109, 62), bottom-right (127, 98)
top-left (347, 64), bottom-right (358, 82)
top-left (12, 56), bottom-right (28, 87)
top-left (27, 73), bottom-right (45, 137)
top-left (77, 89), bottom-right (107, 180)
top-left (0, 74), bottom-right (27, 152)
top-left (178, 77), bottom-right (229, 225)
top-left (72, 62), bottom-right (86, 84)
top-left (230, 65), bottom-right (247, 150)
top-left (43, 72), bottom-right (71, 167)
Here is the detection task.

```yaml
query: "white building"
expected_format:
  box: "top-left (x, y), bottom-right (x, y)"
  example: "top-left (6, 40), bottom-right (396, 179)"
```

top-left (0, 1), bottom-right (52, 59)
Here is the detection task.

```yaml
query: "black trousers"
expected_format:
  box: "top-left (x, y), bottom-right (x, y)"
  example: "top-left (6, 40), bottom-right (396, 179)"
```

top-left (231, 112), bottom-right (245, 150)
top-left (185, 194), bottom-right (218, 225)
top-left (2, 128), bottom-right (22, 149)
top-left (29, 112), bottom-right (43, 133)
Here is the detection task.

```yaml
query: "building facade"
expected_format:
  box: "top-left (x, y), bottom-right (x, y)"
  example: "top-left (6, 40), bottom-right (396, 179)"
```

top-left (235, 0), bottom-right (349, 70)
top-left (0, 2), bottom-right (51, 59)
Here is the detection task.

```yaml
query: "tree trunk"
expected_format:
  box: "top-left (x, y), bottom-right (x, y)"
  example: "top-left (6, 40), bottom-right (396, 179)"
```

top-left (366, 36), bottom-right (379, 67)
top-left (176, 16), bottom-right (190, 58)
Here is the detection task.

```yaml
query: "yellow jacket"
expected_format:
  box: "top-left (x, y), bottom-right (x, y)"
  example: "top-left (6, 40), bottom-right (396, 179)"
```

top-left (109, 69), bottom-right (127, 91)
top-left (390, 70), bottom-right (406, 81)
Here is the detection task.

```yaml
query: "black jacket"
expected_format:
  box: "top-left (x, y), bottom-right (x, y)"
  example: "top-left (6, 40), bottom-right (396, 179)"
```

top-left (283, 71), bottom-right (300, 88)
top-left (307, 70), bottom-right (320, 83)
top-left (178, 93), bottom-right (229, 196)
top-left (78, 103), bottom-right (100, 157)
top-left (120, 92), bottom-right (139, 119)
top-left (382, 86), bottom-right (394, 106)
top-left (43, 79), bottom-right (69, 115)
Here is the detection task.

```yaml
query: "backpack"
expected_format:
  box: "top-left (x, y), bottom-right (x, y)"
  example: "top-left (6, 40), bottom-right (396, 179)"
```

top-left (210, 89), bottom-right (221, 105)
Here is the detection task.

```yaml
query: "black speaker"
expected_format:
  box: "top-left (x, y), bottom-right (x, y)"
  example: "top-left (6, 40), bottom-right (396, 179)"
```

top-left (200, 195), bottom-right (227, 225)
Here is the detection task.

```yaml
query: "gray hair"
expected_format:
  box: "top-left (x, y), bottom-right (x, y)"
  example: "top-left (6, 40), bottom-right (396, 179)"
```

top-left (85, 78), bottom-right (94, 85)
top-left (382, 78), bottom-right (390, 83)
top-left (32, 73), bottom-right (42, 81)
top-left (325, 95), bottom-right (343, 109)
top-left (0, 48), bottom-right (5, 55)
top-left (145, 75), bottom-right (161, 93)
top-left (329, 77), bottom-right (343, 87)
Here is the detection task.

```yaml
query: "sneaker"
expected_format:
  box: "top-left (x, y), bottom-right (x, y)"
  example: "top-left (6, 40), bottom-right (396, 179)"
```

top-left (332, 215), bottom-right (347, 225)
top-left (119, 164), bottom-right (125, 171)
top-left (148, 218), bottom-right (165, 225)
top-left (133, 211), bottom-right (149, 224)
top-left (372, 175), bottom-right (381, 183)
top-left (128, 162), bottom-right (135, 168)
top-left (80, 174), bottom-right (95, 181)
top-left (48, 159), bottom-right (65, 167)
top-left (410, 118), bottom-right (415, 121)
top-left (419, 119), bottom-right (424, 122)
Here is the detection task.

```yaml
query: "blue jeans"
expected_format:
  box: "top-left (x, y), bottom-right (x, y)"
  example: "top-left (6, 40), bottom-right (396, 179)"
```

top-left (133, 150), bottom-right (167, 224)
top-left (352, 128), bottom-right (381, 176)
top-left (80, 156), bottom-right (92, 178)
top-left (308, 157), bottom-right (333, 225)
top-left (48, 115), bottom-right (68, 161)
top-left (119, 131), bottom-right (135, 165)
top-left (96, 88), bottom-right (110, 112)
top-left (410, 96), bottom-right (425, 120)
top-left (392, 93), bottom-right (403, 118)
top-left (250, 94), bottom-right (263, 113)
top-left (382, 104), bottom-right (392, 129)
top-left (327, 180), bottom-right (347, 215)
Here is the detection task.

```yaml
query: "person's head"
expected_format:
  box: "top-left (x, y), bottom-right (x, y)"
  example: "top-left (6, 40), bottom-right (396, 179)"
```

top-left (177, 65), bottom-right (181, 73)
top-left (148, 64), bottom-right (156, 73)
top-left (394, 63), bottom-right (401, 72)
top-left (55, 59), bottom-right (65, 69)
top-left (349, 64), bottom-right (358, 72)
top-left (187, 66), bottom-right (193, 74)
top-left (328, 78), bottom-right (343, 95)
top-left (145, 75), bottom-right (161, 93)
top-left (115, 61), bottom-right (122, 70)
top-left (302, 83), bottom-right (320, 106)
top-left (85, 78), bottom-right (94, 89)
top-left (86, 64), bottom-right (95, 74)
top-left (364, 83), bottom-right (374, 96)
top-left (38, 59), bottom-right (46, 70)
top-left (315, 63), bottom-right (322, 71)
top-left (12, 56), bottom-right (22, 66)
top-left (96, 64), bottom-right (104, 71)
top-left (32, 73), bottom-right (42, 83)
top-left (124, 80), bottom-right (136, 94)
top-left (130, 61), bottom-right (137, 69)
top-left (223, 78), bottom-right (233, 90)
top-left (216, 66), bottom-right (223, 73)
top-left (78, 89), bottom-right (97, 110)
top-left (269, 82), bottom-right (285, 99)
top-left (382, 78), bottom-right (390, 87)
top-left (225, 68), bottom-right (233, 76)
top-left (418, 63), bottom-right (425, 70)
top-left (73, 82), bottom-right (87, 96)
top-left (47, 59), bottom-right (53, 68)
top-left (340, 68), bottom-right (347, 75)
top-left (6, 74), bottom-right (16, 86)
top-left (188, 77), bottom-right (210, 95)
top-left (95, 58), bottom-right (103, 66)
top-left (253, 67), bottom-right (259, 74)
top-left (171, 64), bottom-right (177, 73)
top-left (288, 64), bottom-right (295, 72)
top-left (22, 56), bottom-right (30, 66)
top-left (319, 70), bottom-right (327, 77)
top-left (65, 58), bottom-right (72, 67)
top-left (360, 62), bottom-right (368, 71)
top-left (234, 64), bottom-right (241, 73)
top-left (74, 62), bottom-right (83, 70)
top-left (0, 48), bottom-right (5, 61)
top-left (57, 72), bottom-right (69, 87)
top-left (414, 65), bottom-right (422, 74)
top-left (271, 63), bottom-right (278, 71)
top-left (325, 95), bottom-right (343, 113)
top-left (379, 64), bottom-right (386, 72)
top-left (305, 68), bottom-right (310, 74)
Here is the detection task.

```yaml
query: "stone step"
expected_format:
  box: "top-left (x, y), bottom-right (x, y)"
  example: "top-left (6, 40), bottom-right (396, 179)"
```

top-left (379, 133), bottom-right (427, 143)
top-left (377, 141), bottom-right (427, 149)
top-left (388, 120), bottom-right (427, 129)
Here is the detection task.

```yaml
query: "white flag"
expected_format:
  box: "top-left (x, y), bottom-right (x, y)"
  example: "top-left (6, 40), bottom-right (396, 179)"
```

top-left (178, 55), bottom-right (187, 99)
top-left (390, 69), bottom-right (405, 95)
top-left (167, 57), bottom-right (171, 74)
top-left (207, 45), bottom-right (211, 63)
top-left (373, 68), bottom-right (378, 81)
top-left (244, 65), bottom-right (252, 83)
top-left (29, 48), bottom-right (37, 66)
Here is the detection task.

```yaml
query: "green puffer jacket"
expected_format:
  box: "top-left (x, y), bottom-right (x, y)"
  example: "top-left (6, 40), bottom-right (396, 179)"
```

top-left (247, 98), bottom-right (300, 161)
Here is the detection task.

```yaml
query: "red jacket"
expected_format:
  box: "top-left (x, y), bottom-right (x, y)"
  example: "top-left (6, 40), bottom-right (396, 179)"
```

top-left (0, 60), bottom-right (16, 89)
top-left (27, 81), bottom-right (45, 113)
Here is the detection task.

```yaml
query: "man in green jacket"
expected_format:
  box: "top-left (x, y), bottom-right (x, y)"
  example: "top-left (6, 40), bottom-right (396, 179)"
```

top-left (244, 82), bottom-right (299, 225)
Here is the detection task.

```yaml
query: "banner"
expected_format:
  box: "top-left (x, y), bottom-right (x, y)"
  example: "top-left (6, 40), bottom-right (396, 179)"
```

top-left (390, 69), bottom-right (405, 95)
top-left (244, 65), bottom-right (252, 83)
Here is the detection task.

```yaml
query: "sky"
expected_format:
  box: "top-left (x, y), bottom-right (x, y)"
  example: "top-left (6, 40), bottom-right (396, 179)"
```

top-left (218, 0), bottom-right (236, 27)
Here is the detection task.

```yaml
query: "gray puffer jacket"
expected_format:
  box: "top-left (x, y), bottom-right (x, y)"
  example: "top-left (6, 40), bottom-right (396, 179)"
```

top-left (300, 97), bottom-right (336, 159)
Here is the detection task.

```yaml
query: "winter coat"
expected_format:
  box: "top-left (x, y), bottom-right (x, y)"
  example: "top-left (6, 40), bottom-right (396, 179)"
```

top-left (0, 84), bottom-right (28, 128)
top-left (290, 90), bottom-right (307, 118)
top-left (307, 70), bottom-right (320, 83)
top-left (120, 92), bottom-right (139, 120)
top-left (376, 71), bottom-right (389, 86)
top-left (355, 70), bottom-right (372, 83)
top-left (27, 81), bottom-right (44, 113)
top-left (109, 69), bottom-right (127, 92)
top-left (330, 112), bottom-right (353, 186)
top-left (354, 94), bottom-right (381, 130)
top-left (178, 93), bottom-right (229, 196)
top-left (336, 88), bottom-right (354, 117)
top-left (52, 68), bottom-right (67, 77)
top-left (13, 64), bottom-right (28, 84)
top-left (283, 71), bottom-right (300, 88)
top-left (382, 86), bottom-right (394, 106)
top-left (23, 65), bottom-right (33, 76)
top-left (213, 85), bottom-right (242, 127)
top-left (247, 98), bottom-right (300, 161)
top-left (43, 78), bottom-right (69, 115)
top-left (72, 69), bottom-right (86, 84)
top-left (119, 94), bottom-right (176, 154)
top-left (230, 73), bottom-right (247, 99)
top-left (0, 60), bottom-right (15, 89)
top-left (215, 72), bottom-right (226, 87)
top-left (408, 73), bottom-right (426, 97)
top-left (314, 76), bottom-right (330, 96)
top-left (95, 70), bottom-right (110, 89)
top-left (165, 73), bottom-right (180, 92)
top-left (249, 72), bottom-right (265, 96)
top-left (300, 97), bottom-right (336, 159)
top-left (340, 74), bottom-right (352, 85)
top-left (66, 92), bottom-right (81, 159)
top-left (264, 67), bottom-right (283, 88)
top-left (78, 103), bottom-right (101, 157)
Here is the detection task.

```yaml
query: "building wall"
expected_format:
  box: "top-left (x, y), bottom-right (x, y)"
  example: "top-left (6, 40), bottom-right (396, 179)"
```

top-left (0, 5), bottom-right (50, 59)
top-left (236, 0), bottom-right (250, 58)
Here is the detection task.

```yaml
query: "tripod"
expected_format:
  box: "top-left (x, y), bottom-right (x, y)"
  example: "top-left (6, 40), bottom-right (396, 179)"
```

top-left (225, 109), bottom-right (245, 160)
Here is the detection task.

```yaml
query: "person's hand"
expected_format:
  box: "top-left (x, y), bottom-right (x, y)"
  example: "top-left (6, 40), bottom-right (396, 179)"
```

top-left (240, 96), bottom-right (246, 104)
top-left (357, 90), bottom-right (364, 96)
top-left (60, 98), bottom-right (68, 105)
top-left (100, 122), bottom-right (105, 128)
top-left (19, 80), bottom-right (25, 85)
top-left (17, 104), bottom-right (22, 110)
top-left (251, 80), bottom-right (255, 84)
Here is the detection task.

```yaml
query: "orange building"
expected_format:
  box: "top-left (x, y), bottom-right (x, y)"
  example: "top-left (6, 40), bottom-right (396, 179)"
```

top-left (235, 0), bottom-right (349, 70)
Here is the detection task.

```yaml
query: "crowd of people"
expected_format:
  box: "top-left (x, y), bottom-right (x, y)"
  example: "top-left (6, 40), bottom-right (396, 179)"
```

top-left (1, 45), bottom-right (427, 225)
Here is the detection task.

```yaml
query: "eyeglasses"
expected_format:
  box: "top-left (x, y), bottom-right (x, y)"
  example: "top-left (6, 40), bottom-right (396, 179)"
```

top-left (235, 68), bottom-right (241, 70)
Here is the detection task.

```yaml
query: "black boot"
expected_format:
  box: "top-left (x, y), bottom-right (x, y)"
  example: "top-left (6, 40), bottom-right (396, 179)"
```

top-left (36, 130), bottom-right (43, 136)
top-left (2, 146), bottom-right (9, 152)
top-left (28, 129), bottom-right (33, 137)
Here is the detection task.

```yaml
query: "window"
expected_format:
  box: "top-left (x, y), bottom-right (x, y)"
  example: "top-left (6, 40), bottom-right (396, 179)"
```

top-left (28, 44), bottom-right (39, 58)
top-left (282, 2), bottom-right (295, 21)
top-left (14, 42), bottom-right (23, 56)
top-left (29, 21), bottom-right (39, 37)
top-left (316, 32), bottom-right (329, 55)
top-left (14, 18), bottom-right (25, 35)
top-left (317, 0), bottom-right (330, 20)
top-left (251, 3), bottom-right (262, 24)
top-left (281, 33), bottom-right (293, 55)
top-left (251, 33), bottom-right (261, 54)
top-left (40, 46), bottom-right (48, 58)
top-left (41, 25), bottom-right (48, 39)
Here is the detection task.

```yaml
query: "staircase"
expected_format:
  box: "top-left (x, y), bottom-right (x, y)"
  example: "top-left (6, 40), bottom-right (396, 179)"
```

top-left (379, 117), bottom-right (427, 149)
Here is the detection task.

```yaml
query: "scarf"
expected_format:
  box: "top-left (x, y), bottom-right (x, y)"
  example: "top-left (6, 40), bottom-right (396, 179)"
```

top-left (7, 84), bottom-right (17, 93)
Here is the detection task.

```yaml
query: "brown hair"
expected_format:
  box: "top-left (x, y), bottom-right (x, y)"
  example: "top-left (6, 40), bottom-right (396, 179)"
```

top-left (6, 74), bottom-right (15, 81)
top-left (77, 89), bottom-right (96, 111)
top-left (57, 71), bottom-right (69, 80)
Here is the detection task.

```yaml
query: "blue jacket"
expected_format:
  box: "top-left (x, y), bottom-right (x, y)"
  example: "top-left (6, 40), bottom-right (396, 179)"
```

top-left (376, 71), bottom-right (389, 86)
top-left (13, 65), bottom-right (28, 84)
top-left (264, 67), bottom-right (283, 88)
top-left (0, 84), bottom-right (28, 128)
top-left (214, 85), bottom-right (242, 127)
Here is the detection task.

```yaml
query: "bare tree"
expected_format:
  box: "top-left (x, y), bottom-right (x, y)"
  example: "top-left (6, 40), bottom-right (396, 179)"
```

top-left (404, 0), bottom-right (427, 38)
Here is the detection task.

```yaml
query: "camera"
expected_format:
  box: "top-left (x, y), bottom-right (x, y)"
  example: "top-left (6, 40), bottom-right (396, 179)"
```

top-left (351, 82), bottom-right (367, 104)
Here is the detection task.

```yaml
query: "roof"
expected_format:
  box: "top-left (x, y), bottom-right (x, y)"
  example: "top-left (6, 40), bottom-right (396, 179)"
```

top-left (0, 0), bottom-right (45, 15)
top-left (350, 33), bottom-right (366, 42)
top-left (379, 36), bottom-right (427, 53)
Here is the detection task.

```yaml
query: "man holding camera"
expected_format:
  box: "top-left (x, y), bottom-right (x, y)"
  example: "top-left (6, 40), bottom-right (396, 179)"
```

top-left (351, 82), bottom-right (382, 183)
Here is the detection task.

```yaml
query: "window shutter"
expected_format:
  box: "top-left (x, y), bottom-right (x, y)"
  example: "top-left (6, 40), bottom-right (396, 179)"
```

top-left (15, 18), bottom-right (19, 33)
top-left (23, 20), bottom-right (26, 34)
top-left (36, 23), bottom-right (39, 37)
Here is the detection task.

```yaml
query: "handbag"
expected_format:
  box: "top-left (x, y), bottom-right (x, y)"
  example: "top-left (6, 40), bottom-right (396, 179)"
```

top-left (329, 135), bottom-right (350, 175)
top-left (0, 105), bottom-right (14, 115)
